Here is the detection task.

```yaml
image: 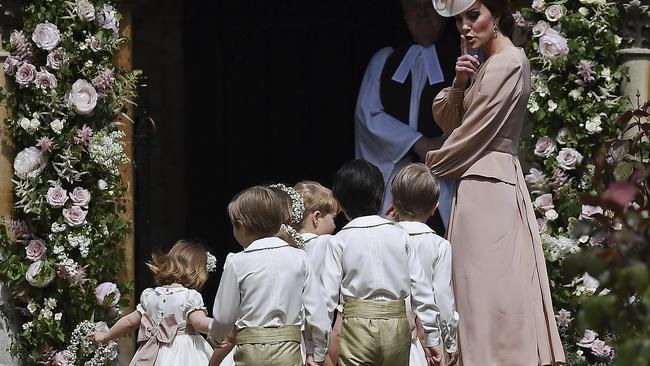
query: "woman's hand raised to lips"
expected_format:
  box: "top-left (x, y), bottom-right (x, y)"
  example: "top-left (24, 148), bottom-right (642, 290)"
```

top-left (453, 35), bottom-right (480, 89)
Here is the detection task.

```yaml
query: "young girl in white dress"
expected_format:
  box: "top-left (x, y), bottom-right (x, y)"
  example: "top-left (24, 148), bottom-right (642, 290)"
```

top-left (94, 240), bottom-right (218, 365)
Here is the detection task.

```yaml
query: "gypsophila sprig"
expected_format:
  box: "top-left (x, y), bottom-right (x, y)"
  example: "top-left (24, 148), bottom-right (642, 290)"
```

top-left (65, 321), bottom-right (118, 366)
top-left (0, 0), bottom-right (139, 363)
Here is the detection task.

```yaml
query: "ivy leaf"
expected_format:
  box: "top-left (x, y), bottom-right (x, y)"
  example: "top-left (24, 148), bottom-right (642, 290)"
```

top-left (614, 162), bottom-right (634, 181)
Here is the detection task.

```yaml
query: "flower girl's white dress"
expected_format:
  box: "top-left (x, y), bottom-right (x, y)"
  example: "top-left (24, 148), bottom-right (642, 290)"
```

top-left (132, 286), bottom-right (213, 366)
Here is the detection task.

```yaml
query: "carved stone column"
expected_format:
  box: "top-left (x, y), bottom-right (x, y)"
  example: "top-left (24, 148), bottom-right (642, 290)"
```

top-left (618, 1), bottom-right (650, 103)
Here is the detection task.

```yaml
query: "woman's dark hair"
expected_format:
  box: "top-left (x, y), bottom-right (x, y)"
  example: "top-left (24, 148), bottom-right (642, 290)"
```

top-left (481, 0), bottom-right (514, 38)
top-left (332, 159), bottom-right (384, 219)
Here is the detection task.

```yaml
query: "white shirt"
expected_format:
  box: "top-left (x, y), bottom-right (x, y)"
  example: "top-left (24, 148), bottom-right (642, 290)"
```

top-left (301, 232), bottom-right (334, 277)
top-left (354, 46), bottom-right (454, 227)
top-left (320, 215), bottom-right (441, 346)
top-left (398, 221), bottom-right (459, 353)
top-left (209, 237), bottom-right (331, 361)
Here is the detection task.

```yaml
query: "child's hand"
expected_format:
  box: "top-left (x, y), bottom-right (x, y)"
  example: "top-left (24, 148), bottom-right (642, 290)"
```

top-left (93, 331), bottom-right (108, 344)
top-left (425, 344), bottom-right (443, 366)
top-left (446, 350), bottom-right (458, 366)
top-left (306, 354), bottom-right (323, 366)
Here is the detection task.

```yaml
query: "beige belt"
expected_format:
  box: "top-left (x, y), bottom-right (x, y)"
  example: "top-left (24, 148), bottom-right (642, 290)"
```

top-left (237, 325), bottom-right (302, 345)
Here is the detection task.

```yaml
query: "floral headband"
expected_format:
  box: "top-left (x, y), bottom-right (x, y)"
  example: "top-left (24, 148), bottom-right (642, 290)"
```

top-left (269, 183), bottom-right (304, 224)
top-left (206, 252), bottom-right (217, 272)
top-left (270, 183), bottom-right (305, 249)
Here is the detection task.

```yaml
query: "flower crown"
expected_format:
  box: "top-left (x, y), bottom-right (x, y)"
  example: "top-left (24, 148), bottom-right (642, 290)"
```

top-left (281, 224), bottom-right (305, 250)
top-left (269, 183), bottom-right (304, 224)
top-left (206, 252), bottom-right (217, 272)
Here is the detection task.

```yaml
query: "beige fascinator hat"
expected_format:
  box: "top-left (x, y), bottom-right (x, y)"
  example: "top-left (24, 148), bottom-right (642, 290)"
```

top-left (433, 0), bottom-right (476, 17)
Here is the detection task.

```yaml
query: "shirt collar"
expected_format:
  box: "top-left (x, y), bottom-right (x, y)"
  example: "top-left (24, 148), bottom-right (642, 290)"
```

top-left (300, 232), bottom-right (318, 243)
top-left (341, 215), bottom-right (394, 230)
top-left (391, 44), bottom-right (445, 86)
top-left (244, 236), bottom-right (290, 252)
top-left (397, 221), bottom-right (436, 235)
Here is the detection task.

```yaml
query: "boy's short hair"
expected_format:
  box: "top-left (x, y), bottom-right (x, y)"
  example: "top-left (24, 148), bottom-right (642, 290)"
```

top-left (332, 159), bottom-right (384, 218)
top-left (294, 181), bottom-right (339, 228)
top-left (391, 163), bottom-right (440, 216)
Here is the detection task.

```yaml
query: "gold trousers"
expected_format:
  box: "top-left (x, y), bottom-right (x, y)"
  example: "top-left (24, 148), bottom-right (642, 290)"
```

top-left (234, 325), bottom-right (302, 366)
top-left (339, 299), bottom-right (411, 366)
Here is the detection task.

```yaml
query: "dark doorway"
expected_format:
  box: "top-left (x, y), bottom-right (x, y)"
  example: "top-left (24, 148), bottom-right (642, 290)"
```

top-left (134, 0), bottom-right (412, 307)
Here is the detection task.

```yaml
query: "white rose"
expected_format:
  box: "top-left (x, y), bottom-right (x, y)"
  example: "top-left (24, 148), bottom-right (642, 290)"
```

top-left (545, 5), bottom-right (565, 22)
top-left (68, 79), bottom-right (98, 115)
top-left (545, 209), bottom-right (559, 221)
top-left (50, 119), bottom-right (64, 134)
top-left (569, 89), bottom-right (582, 100)
top-left (585, 115), bottom-right (603, 134)
top-left (547, 100), bottom-right (557, 112)
top-left (31, 22), bottom-right (61, 51)
top-left (46, 48), bottom-right (69, 70)
top-left (46, 186), bottom-right (69, 208)
top-left (532, 0), bottom-right (546, 12)
top-left (556, 128), bottom-right (569, 145)
top-left (76, 0), bottom-right (96, 21)
top-left (578, 7), bottom-right (589, 16)
top-left (534, 193), bottom-right (555, 212)
top-left (15, 63), bottom-right (37, 87)
top-left (62, 206), bottom-right (88, 227)
top-left (556, 148), bottom-right (583, 170)
top-left (14, 147), bottom-right (47, 178)
top-left (98, 179), bottom-right (109, 190)
top-left (29, 118), bottom-right (41, 130)
top-left (70, 187), bottom-right (91, 208)
top-left (20, 117), bottom-right (32, 131)
top-left (534, 136), bottom-right (556, 158)
top-left (35, 68), bottom-right (57, 90)
top-left (532, 20), bottom-right (549, 38)
top-left (538, 28), bottom-right (569, 60)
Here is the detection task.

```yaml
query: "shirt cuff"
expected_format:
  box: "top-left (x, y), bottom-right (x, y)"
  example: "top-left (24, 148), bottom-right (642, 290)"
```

top-left (424, 330), bottom-right (441, 348)
top-left (447, 87), bottom-right (465, 109)
top-left (312, 347), bottom-right (327, 363)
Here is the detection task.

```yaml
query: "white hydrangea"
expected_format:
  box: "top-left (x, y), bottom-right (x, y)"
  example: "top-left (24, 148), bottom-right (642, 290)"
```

top-left (542, 234), bottom-right (581, 262)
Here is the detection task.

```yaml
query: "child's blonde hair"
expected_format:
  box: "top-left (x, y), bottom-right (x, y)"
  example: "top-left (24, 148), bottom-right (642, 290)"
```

top-left (147, 240), bottom-right (209, 290)
top-left (294, 181), bottom-right (339, 229)
top-left (228, 185), bottom-right (288, 236)
top-left (391, 163), bottom-right (440, 216)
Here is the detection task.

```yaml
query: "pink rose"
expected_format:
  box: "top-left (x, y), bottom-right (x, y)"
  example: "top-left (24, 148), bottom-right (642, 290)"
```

top-left (15, 62), bottom-right (37, 87)
top-left (32, 22), bottom-right (61, 51)
top-left (70, 187), bottom-right (91, 208)
top-left (590, 339), bottom-right (613, 359)
top-left (35, 68), bottom-right (57, 90)
top-left (76, 0), bottom-right (96, 21)
top-left (53, 350), bottom-right (74, 366)
top-left (68, 79), bottom-right (98, 115)
top-left (556, 128), bottom-right (569, 145)
top-left (580, 205), bottom-right (603, 220)
top-left (26, 239), bottom-right (47, 262)
top-left (556, 148), bottom-right (583, 170)
top-left (512, 11), bottom-right (529, 29)
top-left (532, 20), bottom-right (549, 38)
top-left (534, 193), bottom-right (554, 212)
top-left (95, 282), bottom-right (121, 306)
top-left (46, 186), bottom-right (69, 208)
top-left (26, 260), bottom-right (55, 288)
top-left (62, 206), bottom-right (88, 227)
top-left (577, 329), bottom-right (598, 348)
top-left (589, 231), bottom-right (607, 246)
top-left (545, 5), bottom-right (565, 22)
top-left (536, 218), bottom-right (548, 234)
top-left (534, 136), bottom-right (556, 158)
top-left (539, 28), bottom-right (569, 60)
top-left (46, 48), bottom-right (69, 70)
top-left (3, 56), bottom-right (19, 76)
